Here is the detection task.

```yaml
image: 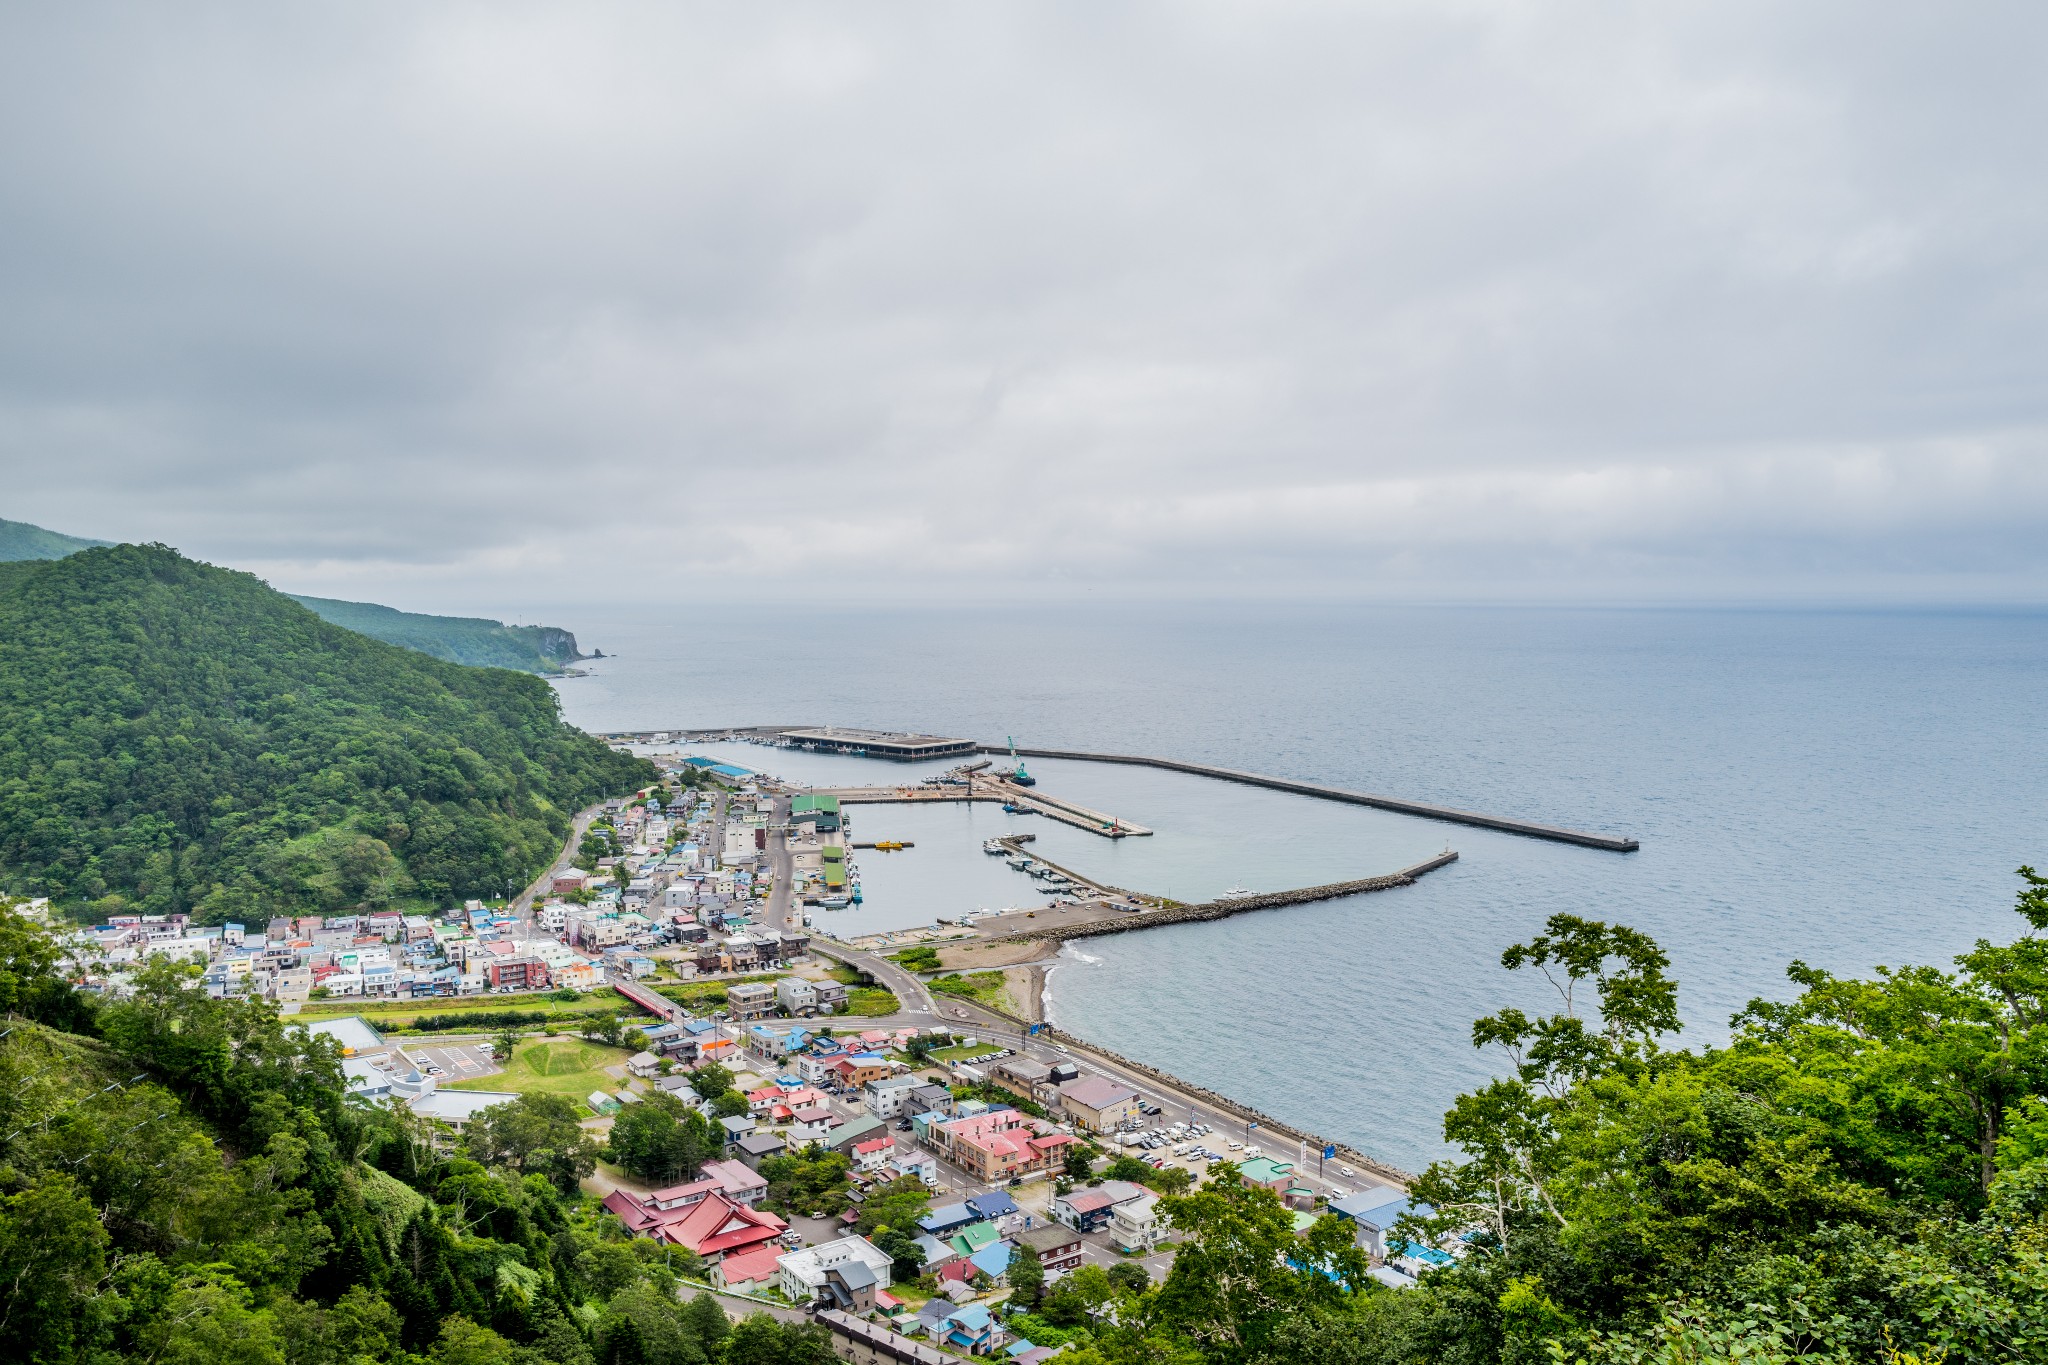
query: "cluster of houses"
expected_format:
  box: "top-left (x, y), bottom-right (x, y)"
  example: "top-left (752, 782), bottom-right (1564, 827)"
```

top-left (600, 1154), bottom-right (1081, 1361)
top-left (60, 904), bottom-right (587, 1002)
top-left (50, 784), bottom-right (831, 1004)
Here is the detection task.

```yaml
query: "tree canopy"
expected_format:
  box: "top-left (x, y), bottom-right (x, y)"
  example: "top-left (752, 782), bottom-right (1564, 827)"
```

top-left (0, 544), bottom-right (651, 919)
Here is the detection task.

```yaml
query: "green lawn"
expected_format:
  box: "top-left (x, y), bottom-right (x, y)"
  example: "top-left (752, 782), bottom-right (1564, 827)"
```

top-left (930, 1041), bottom-right (1002, 1062)
top-left (928, 971), bottom-right (1005, 1006)
top-left (844, 987), bottom-right (901, 1016)
top-left (449, 1037), bottom-right (636, 1112)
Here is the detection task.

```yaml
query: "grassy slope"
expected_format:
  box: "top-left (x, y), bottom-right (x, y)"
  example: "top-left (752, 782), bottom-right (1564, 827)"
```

top-left (289, 593), bottom-right (586, 676)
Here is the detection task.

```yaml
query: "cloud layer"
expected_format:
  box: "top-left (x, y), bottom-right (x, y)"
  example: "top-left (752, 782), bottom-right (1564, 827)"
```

top-left (2, 3), bottom-right (2044, 610)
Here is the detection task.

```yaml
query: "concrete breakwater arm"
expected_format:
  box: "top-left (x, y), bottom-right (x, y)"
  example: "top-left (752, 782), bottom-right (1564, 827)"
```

top-left (981, 745), bottom-right (1639, 852)
top-left (986, 851), bottom-right (1460, 945)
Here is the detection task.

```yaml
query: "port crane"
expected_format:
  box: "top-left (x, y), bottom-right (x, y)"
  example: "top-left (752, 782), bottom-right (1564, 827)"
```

top-left (1003, 736), bottom-right (1037, 787)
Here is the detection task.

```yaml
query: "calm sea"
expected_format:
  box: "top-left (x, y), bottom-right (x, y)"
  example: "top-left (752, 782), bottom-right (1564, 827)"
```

top-left (551, 604), bottom-right (2048, 1174)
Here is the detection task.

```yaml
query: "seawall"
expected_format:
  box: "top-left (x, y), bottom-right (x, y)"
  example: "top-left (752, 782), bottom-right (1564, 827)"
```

top-left (984, 851), bottom-right (1460, 945)
top-left (953, 978), bottom-right (1420, 1188)
top-left (982, 744), bottom-right (1639, 852)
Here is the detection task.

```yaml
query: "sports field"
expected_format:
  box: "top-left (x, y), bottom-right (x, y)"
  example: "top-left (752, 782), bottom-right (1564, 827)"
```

top-left (447, 1037), bottom-right (635, 1108)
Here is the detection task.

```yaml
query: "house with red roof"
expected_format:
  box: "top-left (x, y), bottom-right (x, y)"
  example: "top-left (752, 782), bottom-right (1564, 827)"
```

top-left (933, 1110), bottom-right (1077, 1184)
top-left (851, 1134), bottom-right (897, 1173)
top-left (709, 1243), bottom-right (784, 1295)
top-left (600, 1187), bottom-right (787, 1261)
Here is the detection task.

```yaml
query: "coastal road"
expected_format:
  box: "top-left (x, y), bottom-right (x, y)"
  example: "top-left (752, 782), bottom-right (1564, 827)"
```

top-left (809, 938), bottom-right (1400, 1201)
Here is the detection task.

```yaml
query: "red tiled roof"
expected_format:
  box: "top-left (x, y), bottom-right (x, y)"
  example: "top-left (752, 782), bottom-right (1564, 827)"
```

top-left (647, 1177), bottom-right (721, 1204)
top-left (714, 1244), bottom-right (783, 1286)
top-left (662, 1192), bottom-right (788, 1257)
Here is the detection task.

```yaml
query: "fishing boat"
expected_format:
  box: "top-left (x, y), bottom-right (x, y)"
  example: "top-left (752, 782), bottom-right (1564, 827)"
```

top-left (1218, 885), bottom-right (1255, 900)
top-left (982, 839), bottom-right (1006, 855)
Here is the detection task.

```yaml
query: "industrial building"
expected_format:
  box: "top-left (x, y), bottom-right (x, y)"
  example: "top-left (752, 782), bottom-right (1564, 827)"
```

top-left (779, 727), bottom-right (977, 761)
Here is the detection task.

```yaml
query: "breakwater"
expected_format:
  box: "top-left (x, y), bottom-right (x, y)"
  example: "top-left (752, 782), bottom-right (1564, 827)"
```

top-left (984, 851), bottom-right (1459, 945)
top-left (980, 744), bottom-right (1639, 852)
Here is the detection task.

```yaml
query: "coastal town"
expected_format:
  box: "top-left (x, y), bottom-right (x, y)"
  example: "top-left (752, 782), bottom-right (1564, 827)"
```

top-left (35, 732), bottom-right (1459, 1362)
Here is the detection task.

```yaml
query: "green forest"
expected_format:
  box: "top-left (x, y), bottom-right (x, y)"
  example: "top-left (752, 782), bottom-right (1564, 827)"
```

top-left (288, 595), bottom-right (589, 677)
top-left (0, 515), bottom-right (110, 562)
top-left (0, 545), bottom-right (652, 921)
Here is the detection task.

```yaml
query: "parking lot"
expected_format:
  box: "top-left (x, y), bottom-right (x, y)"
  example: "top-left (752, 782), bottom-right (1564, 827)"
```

top-left (394, 1040), bottom-right (504, 1083)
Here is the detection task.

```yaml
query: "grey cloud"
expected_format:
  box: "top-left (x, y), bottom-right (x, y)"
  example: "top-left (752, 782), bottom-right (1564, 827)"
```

top-left (0, 2), bottom-right (2044, 610)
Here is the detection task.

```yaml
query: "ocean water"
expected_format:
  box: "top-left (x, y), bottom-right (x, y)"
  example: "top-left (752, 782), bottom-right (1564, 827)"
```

top-left (553, 604), bottom-right (2048, 1174)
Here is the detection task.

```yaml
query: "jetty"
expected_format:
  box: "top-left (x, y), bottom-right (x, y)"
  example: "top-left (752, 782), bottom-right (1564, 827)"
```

top-left (980, 745), bottom-right (1638, 852)
top-left (604, 723), bottom-right (1638, 850)
top-left (804, 780), bottom-right (1151, 839)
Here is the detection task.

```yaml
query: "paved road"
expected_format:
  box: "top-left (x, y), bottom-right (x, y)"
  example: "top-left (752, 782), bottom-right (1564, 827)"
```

top-left (809, 939), bottom-right (937, 1020)
top-left (764, 792), bottom-right (794, 932)
top-left (811, 941), bottom-right (1387, 1203)
top-left (512, 799), bottom-right (611, 934)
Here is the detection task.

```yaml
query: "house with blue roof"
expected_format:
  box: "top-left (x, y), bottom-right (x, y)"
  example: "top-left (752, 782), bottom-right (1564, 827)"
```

top-left (966, 1189), bottom-right (1022, 1229)
top-left (1329, 1186), bottom-right (1419, 1258)
top-left (917, 1201), bottom-right (979, 1239)
top-left (935, 1301), bottom-right (996, 1354)
top-left (965, 1242), bottom-right (1012, 1284)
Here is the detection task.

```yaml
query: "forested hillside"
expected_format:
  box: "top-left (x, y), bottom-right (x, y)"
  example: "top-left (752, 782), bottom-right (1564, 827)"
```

top-left (289, 595), bottom-right (589, 676)
top-left (0, 514), bottom-right (109, 561)
top-left (0, 545), bottom-right (651, 921)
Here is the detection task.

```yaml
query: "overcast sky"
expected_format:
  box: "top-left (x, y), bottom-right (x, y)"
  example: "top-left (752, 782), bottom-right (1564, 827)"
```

top-left (2, 3), bottom-right (2044, 614)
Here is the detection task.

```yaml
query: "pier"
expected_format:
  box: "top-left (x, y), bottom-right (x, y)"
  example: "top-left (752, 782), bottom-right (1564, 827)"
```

top-left (981, 745), bottom-right (1639, 852)
top-left (608, 723), bottom-right (1638, 850)
top-left (991, 835), bottom-right (1129, 899)
top-left (805, 781), bottom-right (1152, 839)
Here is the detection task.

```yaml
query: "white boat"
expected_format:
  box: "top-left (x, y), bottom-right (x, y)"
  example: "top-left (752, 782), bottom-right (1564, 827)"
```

top-left (982, 839), bottom-right (1006, 855)
top-left (1218, 885), bottom-right (1255, 900)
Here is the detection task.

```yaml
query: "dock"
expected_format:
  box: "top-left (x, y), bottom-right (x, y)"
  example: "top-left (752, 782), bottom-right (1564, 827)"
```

top-left (992, 835), bottom-right (1130, 899)
top-left (981, 745), bottom-right (1638, 852)
top-left (807, 781), bottom-right (1150, 839)
top-left (606, 723), bottom-right (1638, 851)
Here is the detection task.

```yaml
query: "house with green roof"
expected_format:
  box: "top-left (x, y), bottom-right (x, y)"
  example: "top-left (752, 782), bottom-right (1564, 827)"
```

top-left (1238, 1156), bottom-right (1295, 1189)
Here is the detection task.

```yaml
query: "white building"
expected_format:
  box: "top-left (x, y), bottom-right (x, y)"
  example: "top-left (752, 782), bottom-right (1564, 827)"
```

top-left (1109, 1193), bottom-right (1164, 1252)
top-left (776, 1235), bottom-right (893, 1304)
top-left (864, 1074), bottom-right (923, 1119)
